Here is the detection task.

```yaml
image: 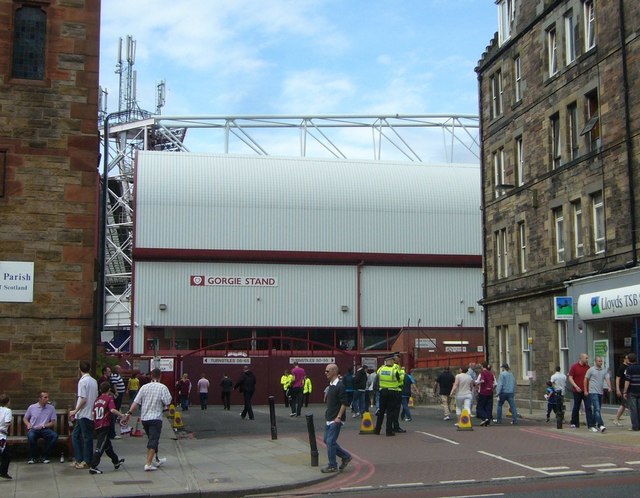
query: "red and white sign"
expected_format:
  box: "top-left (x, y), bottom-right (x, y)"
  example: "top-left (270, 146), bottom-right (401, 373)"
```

top-left (190, 275), bottom-right (278, 287)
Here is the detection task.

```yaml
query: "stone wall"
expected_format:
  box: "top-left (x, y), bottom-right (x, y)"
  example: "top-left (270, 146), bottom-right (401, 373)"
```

top-left (0, 0), bottom-right (101, 408)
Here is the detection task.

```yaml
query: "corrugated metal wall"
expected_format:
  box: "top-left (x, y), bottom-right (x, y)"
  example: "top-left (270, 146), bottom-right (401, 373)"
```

top-left (134, 152), bottom-right (481, 255)
top-left (132, 262), bottom-right (482, 353)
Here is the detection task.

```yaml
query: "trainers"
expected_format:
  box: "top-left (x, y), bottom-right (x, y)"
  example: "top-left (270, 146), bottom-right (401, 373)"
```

top-left (339, 456), bottom-right (352, 471)
top-left (113, 435), bottom-right (122, 440)
top-left (590, 427), bottom-right (599, 432)
top-left (570, 424), bottom-right (577, 428)
top-left (74, 462), bottom-right (88, 469)
top-left (320, 466), bottom-right (338, 473)
top-left (0, 473), bottom-right (13, 479)
top-left (155, 457), bottom-right (167, 467)
top-left (351, 412), bottom-right (360, 418)
top-left (444, 415), bottom-right (451, 421)
top-left (89, 467), bottom-right (103, 475)
top-left (289, 413), bottom-right (296, 417)
top-left (41, 459), bottom-right (50, 464)
top-left (114, 458), bottom-right (125, 470)
top-left (28, 459), bottom-right (36, 465)
top-left (600, 425), bottom-right (606, 433)
top-left (492, 419), bottom-right (502, 424)
top-left (144, 464), bottom-right (158, 471)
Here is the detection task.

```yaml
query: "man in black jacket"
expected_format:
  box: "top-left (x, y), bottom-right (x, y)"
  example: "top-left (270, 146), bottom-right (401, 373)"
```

top-left (352, 364), bottom-right (368, 417)
top-left (321, 363), bottom-right (352, 473)
top-left (234, 365), bottom-right (256, 420)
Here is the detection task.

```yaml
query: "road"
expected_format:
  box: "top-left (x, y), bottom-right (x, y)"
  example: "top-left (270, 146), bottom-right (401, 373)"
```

top-left (178, 400), bottom-right (640, 497)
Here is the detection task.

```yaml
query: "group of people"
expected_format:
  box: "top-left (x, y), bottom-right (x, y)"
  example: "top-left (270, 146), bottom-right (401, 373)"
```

top-left (280, 363), bottom-right (313, 415)
top-left (434, 362), bottom-right (519, 426)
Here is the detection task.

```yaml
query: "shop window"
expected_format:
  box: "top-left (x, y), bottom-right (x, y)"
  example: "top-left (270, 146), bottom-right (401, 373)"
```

top-left (12, 6), bottom-right (47, 80)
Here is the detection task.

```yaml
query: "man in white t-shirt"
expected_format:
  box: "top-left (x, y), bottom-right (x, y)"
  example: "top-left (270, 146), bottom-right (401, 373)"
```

top-left (197, 373), bottom-right (210, 410)
top-left (550, 366), bottom-right (567, 394)
top-left (69, 360), bottom-right (98, 469)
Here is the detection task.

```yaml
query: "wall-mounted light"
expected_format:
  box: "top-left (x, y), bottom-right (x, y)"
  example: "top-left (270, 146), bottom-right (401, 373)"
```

top-left (341, 305), bottom-right (349, 312)
top-left (467, 306), bottom-right (476, 313)
top-left (159, 304), bottom-right (167, 311)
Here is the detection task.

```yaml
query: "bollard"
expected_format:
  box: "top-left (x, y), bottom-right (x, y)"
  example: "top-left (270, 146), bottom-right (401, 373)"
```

top-left (305, 413), bottom-right (319, 467)
top-left (268, 396), bottom-right (278, 440)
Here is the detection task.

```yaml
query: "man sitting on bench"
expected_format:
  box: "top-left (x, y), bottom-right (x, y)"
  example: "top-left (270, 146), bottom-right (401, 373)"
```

top-left (24, 392), bottom-right (59, 464)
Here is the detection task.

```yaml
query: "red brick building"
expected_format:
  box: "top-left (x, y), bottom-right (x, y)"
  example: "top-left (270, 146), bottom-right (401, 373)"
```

top-left (0, 0), bottom-right (101, 407)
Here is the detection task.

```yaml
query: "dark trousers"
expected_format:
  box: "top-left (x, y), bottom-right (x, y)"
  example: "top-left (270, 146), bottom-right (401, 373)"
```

top-left (221, 392), bottom-right (231, 410)
top-left (0, 442), bottom-right (10, 476)
top-left (290, 387), bottom-right (303, 416)
top-left (241, 391), bottom-right (254, 420)
top-left (91, 427), bottom-right (120, 469)
top-left (476, 394), bottom-right (494, 421)
top-left (303, 393), bottom-right (310, 407)
top-left (283, 389), bottom-right (290, 407)
top-left (199, 392), bottom-right (208, 410)
top-left (375, 389), bottom-right (399, 435)
top-left (570, 391), bottom-right (593, 427)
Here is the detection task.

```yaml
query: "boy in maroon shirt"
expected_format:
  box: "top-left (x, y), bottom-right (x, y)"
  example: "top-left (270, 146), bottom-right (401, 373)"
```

top-left (89, 382), bottom-right (126, 474)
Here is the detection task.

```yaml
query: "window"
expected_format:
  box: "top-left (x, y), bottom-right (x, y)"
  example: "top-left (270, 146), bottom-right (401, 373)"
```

top-left (498, 325), bottom-right (510, 369)
top-left (554, 207), bottom-right (565, 263)
top-left (572, 200), bottom-right (584, 258)
top-left (558, 321), bottom-right (569, 374)
top-left (515, 136), bottom-right (524, 186)
top-left (581, 91), bottom-right (600, 151)
top-left (584, 0), bottom-right (596, 51)
top-left (12, 6), bottom-right (47, 80)
top-left (567, 102), bottom-right (579, 160)
top-left (564, 11), bottom-right (577, 64)
top-left (493, 148), bottom-right (505, 197)
top-left (520, 323), bottom-right (531, 379)
top-left (491, 70), bottom-right (503, 118)
top-left (498, 0), bottom-right (515, 45)
top-left (550, 113), bottom-right (561, 169)
top-left (518, 221), bottom-right (527, 273)
top-left (514, 56), bottom-right (522, 102)
top-left (547, 26), bottom-right (558, 77)
top-left (495, 228), bottom-right (508, 279)
top-left (592, 191), bottom-right (605, 253)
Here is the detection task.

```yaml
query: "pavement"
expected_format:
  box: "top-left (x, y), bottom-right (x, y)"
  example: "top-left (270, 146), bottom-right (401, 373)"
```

top-left (0, 400), bottom-right (636, 498)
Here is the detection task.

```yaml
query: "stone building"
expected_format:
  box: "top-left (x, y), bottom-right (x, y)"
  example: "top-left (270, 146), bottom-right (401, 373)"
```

top-left (476, 0), bottom-right (640, 400)
top-left (0, 0), bottom-right (101, 407)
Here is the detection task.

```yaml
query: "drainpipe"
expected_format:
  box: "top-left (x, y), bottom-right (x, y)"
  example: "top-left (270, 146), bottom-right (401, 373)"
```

top-left (477, 72), bottom-right (489, 362)
top-left (357, 261), bottom-right (364, 351)
top-left (619, 0), bottom-right (638, 266)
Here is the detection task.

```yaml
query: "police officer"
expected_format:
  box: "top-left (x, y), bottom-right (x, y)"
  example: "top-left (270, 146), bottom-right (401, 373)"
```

top-left (392, 353), bottom-right (407, 433)
top-left (374, 354), bottom-right (404, 436)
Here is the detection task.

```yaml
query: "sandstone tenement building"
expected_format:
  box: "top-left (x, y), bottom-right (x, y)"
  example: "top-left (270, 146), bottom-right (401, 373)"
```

top-left (0, 0), bottom-right (101, 407)
top-left (477, 0), bottom-right (640, 399)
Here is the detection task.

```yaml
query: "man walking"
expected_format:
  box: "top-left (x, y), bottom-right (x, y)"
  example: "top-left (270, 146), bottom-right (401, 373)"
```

top-left (69, 361), bottom-right (98, 469)
top-left (125, 368), bottom-right (172, 471)
top-left (623, 352), bottom-right (640, 431)
top-left (197, 373), bottom-right (210, 410)
top-left (495, 363), bottom-right (518, 424)
top-left (584, 356), bottom-right (611, 433)
top-left (24, 391), bottom-right (59, 464)
top-left (234, 365), bottom-right (257, 420)
top-left (568, 353), bottom-right (593, 429)
top-left (89, 382), bottom-right (126, 474)
top-left (289, 361), bottom-right (306, 417)
top-left (434, 366), bottom-right (455, 420)
top-left (321, 363), bottom-right (352, 473)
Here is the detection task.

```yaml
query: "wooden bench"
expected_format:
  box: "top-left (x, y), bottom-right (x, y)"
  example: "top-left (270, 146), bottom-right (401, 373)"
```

top-left (7, 409), bottom-right (73, 458)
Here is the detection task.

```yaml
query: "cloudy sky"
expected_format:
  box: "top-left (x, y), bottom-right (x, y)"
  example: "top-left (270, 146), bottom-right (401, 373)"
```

top-left (99, 0), bottom-right (497, 161)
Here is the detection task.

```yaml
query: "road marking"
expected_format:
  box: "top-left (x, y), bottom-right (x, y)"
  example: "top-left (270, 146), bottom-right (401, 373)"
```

top-left (340, 486), bottom-right (374, 491)
top-left (582, 463), bottom-right (616, 468)
top-left (598, 467), bottom-right (634, 473)
top-left (387, 482), bottom-right (425, 488)
top-left (537, 466), bottom-right (570, 471)
top-left (435, 494), bottom-right (504, 498)
top-left (625, 460), bottom-right (640, 465)
top-left (440, 479), bottom-right (477, 484)
top-left (544, 471), bottom-right (587, 476)
top-left (416, 431), bottom-right (460, 445)
top-left (478, 450), bottom-right (551, 475)
top-left (491, 475), bottom-right (526, 481)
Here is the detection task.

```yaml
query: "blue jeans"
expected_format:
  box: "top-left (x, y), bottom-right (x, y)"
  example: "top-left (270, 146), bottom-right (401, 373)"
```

top-left (401, 395), bottom-right (412, 419)
top-left (72, 417), bottom-right (94, 464)
top-left (589, 393), bottom-right (604, 427)
top-left (570, 391), bottom-right (593, 428)
top-left (352, 390), bottom-right (365, 414)
top-left (27, 428), bottom-right (58, 459)
top-left (496, 393), bottom-right (518, 423)
top-left (323, 421), bottom-right (350, 469)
